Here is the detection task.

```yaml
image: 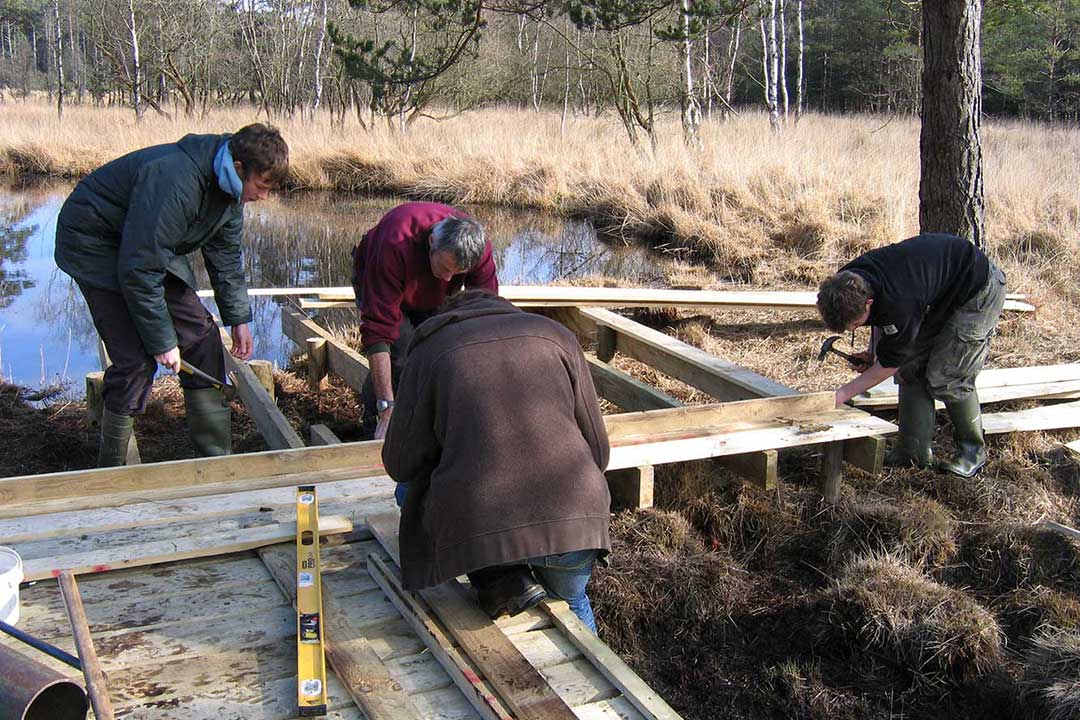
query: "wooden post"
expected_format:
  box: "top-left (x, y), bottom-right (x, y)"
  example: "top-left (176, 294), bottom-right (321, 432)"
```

top-left (306, 337), bottom-right (329, 392)
top-left (309, 423), bottom-right (341, 446)
top-left (85, 371), bottom-right (105, 423)
top-left (819, 441), bottom-right (844, 504)
top-left (597, 325), bottom-right (617, 363)
top-left (606, 465), bottom-right (655, 510)
top-left (246, 360), bottom-right (275, 400)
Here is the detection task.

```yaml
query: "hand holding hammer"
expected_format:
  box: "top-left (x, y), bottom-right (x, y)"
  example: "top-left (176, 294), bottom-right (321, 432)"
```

top-left (818, 336), bottom-right (873, 373)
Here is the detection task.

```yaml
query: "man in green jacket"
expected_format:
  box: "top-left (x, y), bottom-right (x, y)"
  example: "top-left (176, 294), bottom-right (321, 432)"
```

top-left (55, 124), bottom-right (289, 466)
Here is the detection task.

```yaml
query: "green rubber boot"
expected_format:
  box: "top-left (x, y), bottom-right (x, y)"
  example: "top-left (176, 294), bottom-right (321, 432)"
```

top-left (183, 386), bottom-right (232, 457)
top-left (884, 382), bottom-right (935, 469)
top-left (98, 408), bottom-right (134, 468)
top-left (936, 392), bottom-right (986, 478)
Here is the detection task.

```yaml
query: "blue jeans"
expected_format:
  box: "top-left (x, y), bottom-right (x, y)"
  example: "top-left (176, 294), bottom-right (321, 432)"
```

top-left (526, 549), bottom-right (599, 633)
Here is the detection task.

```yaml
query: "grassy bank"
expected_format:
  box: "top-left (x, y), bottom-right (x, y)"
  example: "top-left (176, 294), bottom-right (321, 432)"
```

top-left (3, 101), bottom-right (1079, 293)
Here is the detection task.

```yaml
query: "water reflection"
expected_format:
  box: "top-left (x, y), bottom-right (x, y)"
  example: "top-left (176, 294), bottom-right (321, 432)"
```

top-left (0, 187), bottom-right (663, 393)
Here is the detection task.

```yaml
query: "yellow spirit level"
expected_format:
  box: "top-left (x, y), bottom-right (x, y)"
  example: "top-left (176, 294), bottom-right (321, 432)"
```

top-left (296, 485), bottom-right (328, 717)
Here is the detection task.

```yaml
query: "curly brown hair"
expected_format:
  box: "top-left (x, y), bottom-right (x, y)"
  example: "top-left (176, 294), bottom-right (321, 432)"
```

top-left (230, 123), bottom-right (289, 184)
top-left (817, 270), bottom-right (872, 331)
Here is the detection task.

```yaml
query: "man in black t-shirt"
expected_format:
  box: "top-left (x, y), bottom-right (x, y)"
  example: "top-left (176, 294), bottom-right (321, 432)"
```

top-left (816, 234), bottom-right (1007, 477)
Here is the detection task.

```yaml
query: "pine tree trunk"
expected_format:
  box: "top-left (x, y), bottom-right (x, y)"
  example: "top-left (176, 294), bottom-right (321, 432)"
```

top-left (920, 0), bottom-right (984, 247)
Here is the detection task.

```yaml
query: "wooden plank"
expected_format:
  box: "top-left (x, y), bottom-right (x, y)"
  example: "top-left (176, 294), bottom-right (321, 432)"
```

top-left (0, 439), bottom-right (387, 519)
top-left (394, 575), bottom-right (577, 718)
top-left (368, 554), bottom-right (514, 720)
top-left (1042, 520), bottom-right (1080, 542)
top-left (539, 600), bottom-right (681, 720)
top-left (853, 378), bottom-right (1080, 408)
top-left (1066, 440), bottom-right (1080, 459)
top-left (604, 392), bottom-right (836, 439)
top-left (221, 328), bottom-right (305, 451)
top-left (862, 364), bottom-right (1080, 397)
top-left (21, 516), bottom-right (353, 581)
top-left (0, 476), bottom-right (389, 544)
top-left (586, 357), bottom-right (682, 413)
top-left (587, 357), bottom-right (777, 488)
top-left (282, 307), bottom-right (370, 392)
top-left (1, 394), bottom-right (894, 520)
top-left (607, 411), bottom-right (896, 470)
top-left (606, 466), bottom-right (655, 510)
top-left (983, 399), bottom-right (1080, 435)
top-left (259, 544), bottom-right (423, 720)
top-left (311, 423), bottom-right (343, 446)
top-left (287, 286), bottom-right (1035, 313)
top-left (580, 308), bottom-right (796, 402)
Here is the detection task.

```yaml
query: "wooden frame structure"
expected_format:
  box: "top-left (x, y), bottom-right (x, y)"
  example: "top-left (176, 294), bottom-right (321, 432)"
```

top-left (5, 284), bottom-right (1073, 719)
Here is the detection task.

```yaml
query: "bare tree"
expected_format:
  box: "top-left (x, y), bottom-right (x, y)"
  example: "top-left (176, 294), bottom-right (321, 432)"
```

top-left (795, 0), bottom-right (803, 120)
top-left (311, 0), bottom-right (329, 114)
top-left (759, 0), bottom-right (779, 131)
top-left (53, 0), bottom-right (63, 118)
top-left (126, 0), bottom-right (142, 119)
top-left (679, 0), bottom-right (700, 146)
top-left (723, 15), bottom-right (741, 116)
top-left (919, 0), bottom-right (984, 247)
top-left (778, 0), bottom-right (787, 119)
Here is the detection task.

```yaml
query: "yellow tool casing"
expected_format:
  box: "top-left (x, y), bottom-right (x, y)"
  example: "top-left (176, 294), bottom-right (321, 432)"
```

top-left (296, 485), bottom-right (328, 716)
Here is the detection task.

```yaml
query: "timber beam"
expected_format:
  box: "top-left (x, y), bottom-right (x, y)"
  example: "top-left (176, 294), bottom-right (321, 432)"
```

top-left (0, 393), bottom-right (893, 520)
top-left (281, 307), bottom-right (369, 393)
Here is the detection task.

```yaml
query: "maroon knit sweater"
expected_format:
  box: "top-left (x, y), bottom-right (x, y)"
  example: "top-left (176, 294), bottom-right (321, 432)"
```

top-left (352, 202), bottom-right (499, 350)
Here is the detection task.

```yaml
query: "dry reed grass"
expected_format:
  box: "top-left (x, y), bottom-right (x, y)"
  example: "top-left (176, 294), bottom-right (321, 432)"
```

top-left (4, 100), bottom-right (1080, 293)
top-left (1022, 626), bottom-right (1080, 720)
top-left (822, 554), bottom-right (1005, 689)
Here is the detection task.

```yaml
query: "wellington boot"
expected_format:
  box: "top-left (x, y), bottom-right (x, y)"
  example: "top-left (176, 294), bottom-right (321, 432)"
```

top-left (183, 386), bottom-right (232, 457)
top-left (884, 382), bottom-right (935, 469)
top-left (98, 408), bottom-right (134, 468)
top-left (936, 393), bottom-right (986, 478)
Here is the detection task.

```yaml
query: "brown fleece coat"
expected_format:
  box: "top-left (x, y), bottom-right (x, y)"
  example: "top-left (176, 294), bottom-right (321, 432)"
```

top-left (382, 293), bottom-right (611, 590)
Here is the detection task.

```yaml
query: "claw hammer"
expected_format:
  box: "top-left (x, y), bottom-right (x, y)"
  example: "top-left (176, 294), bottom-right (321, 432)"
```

top-left (179, 358), bottom-right (237, 401)
top-left (817, 335), bottom-right (861, 365)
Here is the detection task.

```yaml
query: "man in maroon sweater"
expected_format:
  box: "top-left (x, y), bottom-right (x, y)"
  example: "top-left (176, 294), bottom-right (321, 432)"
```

top-left (351, 202), bottom-right (498, 442)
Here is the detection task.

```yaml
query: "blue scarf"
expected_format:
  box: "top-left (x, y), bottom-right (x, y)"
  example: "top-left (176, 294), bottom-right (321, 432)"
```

top-left (213, 141), bottom-right (244, 202)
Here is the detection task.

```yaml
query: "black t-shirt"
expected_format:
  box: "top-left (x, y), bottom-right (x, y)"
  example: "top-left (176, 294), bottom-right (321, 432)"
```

top-left (841, 234), bottom-right (990, 368)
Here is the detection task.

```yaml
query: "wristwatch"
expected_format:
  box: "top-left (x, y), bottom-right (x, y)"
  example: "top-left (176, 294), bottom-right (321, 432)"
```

top-left (375, 399), bottom-right (395, 414)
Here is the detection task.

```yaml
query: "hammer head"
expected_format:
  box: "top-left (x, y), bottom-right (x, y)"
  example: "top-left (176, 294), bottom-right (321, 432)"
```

top-left (817, 335), bottom-right (842, 362)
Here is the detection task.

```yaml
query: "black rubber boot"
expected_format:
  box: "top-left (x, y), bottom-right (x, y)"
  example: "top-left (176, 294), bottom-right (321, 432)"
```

top-left (98, 408), bottom-right (134, 468)
top-left (936, 392), bottom-right (986, 478)
top-left (183, 387), bottom-right (232, 457)
top-left (471, 566), bottom-right (547, 620)
top-left (884, 382), bottom-right (935, 469)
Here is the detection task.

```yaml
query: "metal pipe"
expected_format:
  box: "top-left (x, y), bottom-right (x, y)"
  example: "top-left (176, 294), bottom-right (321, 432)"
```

top-left (0, 643), bottom-right (88, 720)
top-left (0, 619), bottom-right (82, 671)
top-left (58, 572), bottom-right (115, 720)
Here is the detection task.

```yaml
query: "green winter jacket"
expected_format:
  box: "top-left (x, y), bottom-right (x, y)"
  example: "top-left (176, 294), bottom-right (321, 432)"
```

top-left (54, 133), bottom-right (251, 356)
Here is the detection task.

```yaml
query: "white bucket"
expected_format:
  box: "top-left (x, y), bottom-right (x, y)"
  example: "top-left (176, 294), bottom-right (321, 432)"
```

top-left (0, 546), bottom-right (23, 625)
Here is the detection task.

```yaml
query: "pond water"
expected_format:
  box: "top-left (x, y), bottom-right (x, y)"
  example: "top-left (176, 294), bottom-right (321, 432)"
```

top-left (0, 186), bottom-right (663, 394)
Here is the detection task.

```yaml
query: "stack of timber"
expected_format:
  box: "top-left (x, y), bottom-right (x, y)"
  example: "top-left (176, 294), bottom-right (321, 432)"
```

top-left (253, 286), bottom-right (1034, 313)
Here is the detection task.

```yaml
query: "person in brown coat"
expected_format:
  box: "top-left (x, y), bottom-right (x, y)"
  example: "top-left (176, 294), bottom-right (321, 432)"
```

top-left (382, 290), bottom-right (611, 631)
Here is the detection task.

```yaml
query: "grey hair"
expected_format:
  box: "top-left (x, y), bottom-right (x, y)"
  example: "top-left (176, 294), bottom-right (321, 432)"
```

top-left (430, 216), bottom-right (486, 271)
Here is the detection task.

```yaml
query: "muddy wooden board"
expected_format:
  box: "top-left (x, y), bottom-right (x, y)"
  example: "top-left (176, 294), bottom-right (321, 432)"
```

top-left (3, 511), bottom-right (657, 719)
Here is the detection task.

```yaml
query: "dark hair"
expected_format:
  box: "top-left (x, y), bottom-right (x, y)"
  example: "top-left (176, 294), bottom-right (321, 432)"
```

top-left (817, 270), bottom-right (872, 331)
top-left (230, 123), bottom-right (289, 184)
